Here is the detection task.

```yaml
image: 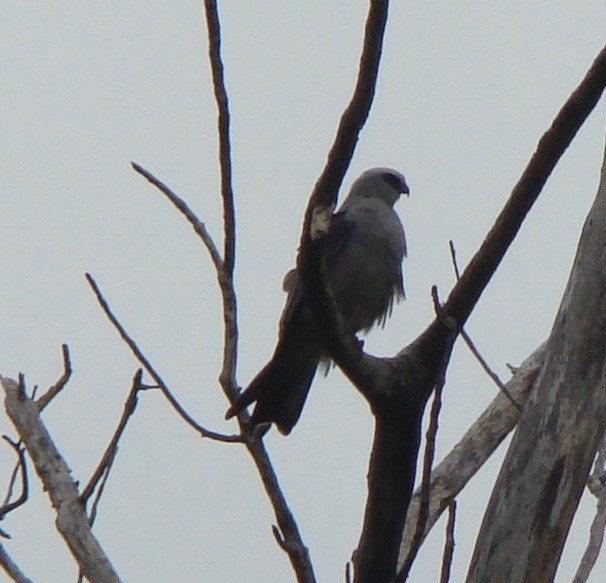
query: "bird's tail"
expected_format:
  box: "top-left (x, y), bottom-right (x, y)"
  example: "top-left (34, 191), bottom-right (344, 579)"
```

top-left (225, 339), bottom-right (320, 435)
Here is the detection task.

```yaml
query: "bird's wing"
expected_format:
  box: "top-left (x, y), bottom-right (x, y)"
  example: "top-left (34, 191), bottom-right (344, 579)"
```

top-left (278, 211), bottom-right (356, 334)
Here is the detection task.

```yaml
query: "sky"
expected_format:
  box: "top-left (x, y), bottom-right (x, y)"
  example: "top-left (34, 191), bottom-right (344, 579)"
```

top-left (1, 2), bottom-right (606, 582)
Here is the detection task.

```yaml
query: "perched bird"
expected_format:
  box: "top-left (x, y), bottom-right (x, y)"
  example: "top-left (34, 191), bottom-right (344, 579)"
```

top-left (226, 168), bottom-right (409, 435)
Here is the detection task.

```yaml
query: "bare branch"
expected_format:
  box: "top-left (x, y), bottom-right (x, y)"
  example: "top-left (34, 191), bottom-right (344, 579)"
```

top-left (247, 438), bottom-right (316, 583)
top-left (449, 242), bottom-right (521, 410)
top-left (2, 377), bottom-right (120, 582)
top-left (131, 162), bottom-right (223, 271)
top-left (461, 329), bottom-right (521, 411)
top-left (303, 0), bottom-right (390, 214)
top-left (439, 43), bottom-right (606, 333)
top-left (448, 241), bottom-right (460, 280)
top-left (0, 542), bottom-right (33, 583)
top-left (439, 501), bottom-right (457, 583)
top-left (0, 437), bottom-right (28, 522)
top-left (396, 288), bottom-right (456, 581)
top-left (36, 344), bottom-right (72, 412)
top-left (203, 0), bottom-right (236, 275)
top-left (573, 433), bottom-right (606, 582)
top-left (81, 370), bottom-right (144, 504)
top-left (85, 273), bottom-right (242, 444)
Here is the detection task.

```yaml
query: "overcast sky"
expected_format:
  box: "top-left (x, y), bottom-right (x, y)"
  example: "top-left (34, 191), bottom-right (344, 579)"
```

top-left (2, 2), bottom-right (606, 582)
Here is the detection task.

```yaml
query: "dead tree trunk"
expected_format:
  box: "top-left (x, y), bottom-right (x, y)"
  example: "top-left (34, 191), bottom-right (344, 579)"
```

top-left (467, 133), bottom-right (606, 582)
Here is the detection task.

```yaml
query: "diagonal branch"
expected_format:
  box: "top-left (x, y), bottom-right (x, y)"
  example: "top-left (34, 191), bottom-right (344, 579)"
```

top-left (449, 241), bottom-right (521, 410)
top-left (0, 436), bottom-right (28, 522)
top-left (80, 370), bottom-right (145, 504)
top-left (131, 161), bottom-right (223, 271)
top-left (439, 501), bottom-right (457, 583)
top-left (573, 432), bottom-right (606, 582)
top-left (85, 273), bottom-right (242, 444)
top-left (36, 344), bottom-right (72, 412)
top-left (303, 0), bottom-right (390, 214)
top-left (297, 2), bottom-right (390, 380)
top-left (439, 42), bottom-right (606, 333)
top-left (0, 542), bottom-right (33, 583)
top-left (2, 377), bottom-right (120, 582)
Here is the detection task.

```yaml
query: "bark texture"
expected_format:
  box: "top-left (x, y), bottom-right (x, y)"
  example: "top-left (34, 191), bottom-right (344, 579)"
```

top-left (467, 137), bottom-right (606, 582)
top-left (2, 378), bottom-right (121, 583)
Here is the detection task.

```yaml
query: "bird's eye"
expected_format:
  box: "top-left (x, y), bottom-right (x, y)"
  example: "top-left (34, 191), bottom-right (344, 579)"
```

top-left (383, 172), bottom-right (408, 194)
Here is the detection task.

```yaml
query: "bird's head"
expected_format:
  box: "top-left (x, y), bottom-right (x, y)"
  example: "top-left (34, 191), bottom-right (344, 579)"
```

top-left (349, 167), bottom-right (410, 207)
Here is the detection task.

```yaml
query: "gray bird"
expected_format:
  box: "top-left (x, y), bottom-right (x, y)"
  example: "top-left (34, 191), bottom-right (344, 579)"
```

top-left (226, 168), bottom-right (409, 434)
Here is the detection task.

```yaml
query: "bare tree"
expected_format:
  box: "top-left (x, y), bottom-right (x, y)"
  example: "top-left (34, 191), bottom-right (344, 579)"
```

top-left (2, 2), bottom-right (606, 583)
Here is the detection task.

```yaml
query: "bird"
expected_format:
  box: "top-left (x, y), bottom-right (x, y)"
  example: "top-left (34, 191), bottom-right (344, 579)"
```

top-left (226, 167), bottom-right (409, 435)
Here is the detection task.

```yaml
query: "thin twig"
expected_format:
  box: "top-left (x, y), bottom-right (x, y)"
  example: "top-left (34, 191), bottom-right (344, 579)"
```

top-left (2, 462), bottom-right (19, 510)
top-left (131, 162), bottom-right (223, 271)
top-left (81, 370), bottom-right (145, 504)
top-left (85, 273), bottom-right (242, 444)
top-left (573, 432), bottom-right (606, 582)
top-left (448, 241), bottom-right (461, 280)
top-left (87, 460), bottom-right (112, 529)
top-left (449, 241), bottom-right (521, 411)
top-left (0, 542), bottom-right (33, 583)
top-left (0, 437), bottom-right (28, 522)
top-left (396, 287), bottom-right (456, 581)
top-left (439, 500), bottom-right (457, 583)
top-left (397, 343), bottom-right (546, 565)
top-left (36, 344), bottom-right (72, 412)
top-left (203, 0), bottom-right (236, 275)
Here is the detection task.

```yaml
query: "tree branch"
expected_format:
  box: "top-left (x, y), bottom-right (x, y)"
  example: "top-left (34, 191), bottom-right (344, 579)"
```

top-left (85, 273), bottom-right (242, 444)
top-left (449, 241), bottom-right (521, 410)
top-left (396, 289), bottom-right (456, 581)
top-left (2, 377), bottom-right (120, 582)
top-left (203, 0), bottom-right (236, 276)
top-left (573, 432), bottom-right (606, 582)
top-left (81, 370), bottom-right (145, 505)
top-left (131, 162), bottom-right (223, 271)
top-left (439, 501), bottom-right (457, 583)
top-left (36, 344), bottom-right (71, 412)
top-left (0, 542), bottom-right (33, 583)
top-left (0, 436), bottom-right (28, 523)
top-left (468, 117), bottom-right (606, 582)
top-left (397, 342), bottom-right (546, 565)
top-left (351, 43), bottom-right (606, 582)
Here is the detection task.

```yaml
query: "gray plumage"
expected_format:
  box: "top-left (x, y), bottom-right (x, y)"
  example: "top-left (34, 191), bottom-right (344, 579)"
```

top-left (226, 168), bottom-right (409, 434)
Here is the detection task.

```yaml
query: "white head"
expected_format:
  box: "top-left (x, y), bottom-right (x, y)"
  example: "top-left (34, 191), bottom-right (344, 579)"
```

top-left (348, 167), bottom-right (409, 207)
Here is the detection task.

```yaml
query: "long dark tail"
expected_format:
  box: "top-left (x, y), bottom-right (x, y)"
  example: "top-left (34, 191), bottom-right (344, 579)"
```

top-left (225, 338), bottom-right (320, 435)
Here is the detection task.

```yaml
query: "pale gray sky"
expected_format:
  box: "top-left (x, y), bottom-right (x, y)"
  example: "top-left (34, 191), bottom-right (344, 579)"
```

top-left (2, 2), bottom-right (606, 582)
